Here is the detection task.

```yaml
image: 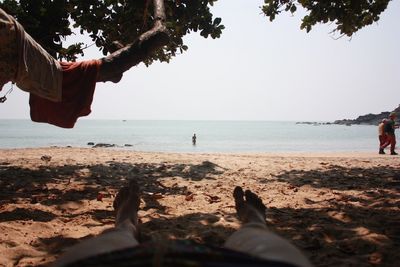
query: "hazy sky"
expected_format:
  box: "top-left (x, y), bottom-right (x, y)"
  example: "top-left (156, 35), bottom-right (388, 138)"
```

top-left (1, 0), bottom-right (399, 121)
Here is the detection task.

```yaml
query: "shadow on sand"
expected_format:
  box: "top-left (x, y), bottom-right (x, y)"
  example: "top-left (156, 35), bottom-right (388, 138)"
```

top-left (0, 161), bottom-right (399, 267)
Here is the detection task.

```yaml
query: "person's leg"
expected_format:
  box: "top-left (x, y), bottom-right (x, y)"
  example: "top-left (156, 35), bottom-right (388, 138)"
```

top-left (53, 181), bottom-right (141, 267)
top-left (224, 186), bottom-right (313, 267)
top-left (379, 134), bottom-right (386, 154)
top-left (381, 134), bottom-right (392, 150)
top-left (390, 134), bottom-right (397, 155)
top-left (379, 134), bottom-right (386, 148)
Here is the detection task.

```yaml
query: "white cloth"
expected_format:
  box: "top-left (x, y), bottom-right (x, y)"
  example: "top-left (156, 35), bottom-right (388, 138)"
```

top-left (0, 8), bottom-right (62, 101)
top-left (224, 222), bottom-right (313, 267)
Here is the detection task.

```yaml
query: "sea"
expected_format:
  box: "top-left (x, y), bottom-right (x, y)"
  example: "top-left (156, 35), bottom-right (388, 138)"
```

top-left (0, 119), bottom-right (380, 153)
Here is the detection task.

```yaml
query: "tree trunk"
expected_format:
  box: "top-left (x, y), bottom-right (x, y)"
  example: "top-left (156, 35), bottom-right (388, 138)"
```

top-left (96, 0), bottom-right (169, 83)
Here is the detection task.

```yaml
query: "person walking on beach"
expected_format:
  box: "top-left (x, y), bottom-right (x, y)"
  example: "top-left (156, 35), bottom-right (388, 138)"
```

top-left (380, 112), bottom-right (399, 155)
top-left (192, 133), bottom-right (197, 146)
top-left (378, 119), bottom-right (387, 149)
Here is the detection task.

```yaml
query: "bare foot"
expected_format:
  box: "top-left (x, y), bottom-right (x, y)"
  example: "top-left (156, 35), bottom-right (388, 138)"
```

top-left (113, 180), bottom-right (141, 228)
top-left (233, 186), bottom-right (266, 224)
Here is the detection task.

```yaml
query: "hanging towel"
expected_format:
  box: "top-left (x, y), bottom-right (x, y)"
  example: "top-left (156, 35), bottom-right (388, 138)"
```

top-left (29, 60), bottom-right (101, 128)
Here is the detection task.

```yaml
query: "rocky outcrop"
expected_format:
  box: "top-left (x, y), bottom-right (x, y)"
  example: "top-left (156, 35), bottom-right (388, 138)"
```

top-left (92, 143), bottom-right (116, 148)
top-left (334, 105), bottom-right (400, 125)
top-left (296, 122), bottom-right (332, 125)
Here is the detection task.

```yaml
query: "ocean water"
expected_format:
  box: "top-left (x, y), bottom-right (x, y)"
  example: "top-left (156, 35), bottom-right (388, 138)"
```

top-left (0, 119), bottom-right (379, 153)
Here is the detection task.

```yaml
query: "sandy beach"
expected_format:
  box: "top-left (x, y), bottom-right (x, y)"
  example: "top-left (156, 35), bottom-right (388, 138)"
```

top-left (0, 147), bottom-right (399, 266)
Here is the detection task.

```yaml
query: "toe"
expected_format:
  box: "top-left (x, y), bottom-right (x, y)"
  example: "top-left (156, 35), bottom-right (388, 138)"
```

top-left (233, 186), bottom-right (244, 202)
top-left (233, 186), bottom-right (246, 210)
top-left (245, 190), bottom-right (266, 214)
top-left (113, 186), bottom-right (129, 211)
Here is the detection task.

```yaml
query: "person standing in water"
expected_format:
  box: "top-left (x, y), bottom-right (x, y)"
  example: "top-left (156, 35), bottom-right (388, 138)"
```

top-left (192, 133), bottom-right (197, 146)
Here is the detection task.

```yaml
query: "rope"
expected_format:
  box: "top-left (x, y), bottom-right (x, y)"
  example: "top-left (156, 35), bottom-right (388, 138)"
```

top-left (0, 83), bottom-right (14, 103)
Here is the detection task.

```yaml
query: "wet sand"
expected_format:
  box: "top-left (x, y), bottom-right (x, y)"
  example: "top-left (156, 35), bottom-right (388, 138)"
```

top-left (0, 147), bottom-right (399, 266)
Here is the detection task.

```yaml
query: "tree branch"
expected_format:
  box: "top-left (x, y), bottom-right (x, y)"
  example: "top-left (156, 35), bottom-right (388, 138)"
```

top-left (97, 0), bottom-right (169, 83)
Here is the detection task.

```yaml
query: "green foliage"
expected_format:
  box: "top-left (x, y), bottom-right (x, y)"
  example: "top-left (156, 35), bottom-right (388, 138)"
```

top-left (0, 0), bottom-right (392, 63)
top-left (0, 0), bottom-right (71, 58)
top-left (0, 0), bottom-right (224, 63)
top-left (262, 0), bottom-right (391, 36)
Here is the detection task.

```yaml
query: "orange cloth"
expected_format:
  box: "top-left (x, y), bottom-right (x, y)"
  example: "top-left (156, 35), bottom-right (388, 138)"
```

top-left (29, 60), bottom-right (101, 128)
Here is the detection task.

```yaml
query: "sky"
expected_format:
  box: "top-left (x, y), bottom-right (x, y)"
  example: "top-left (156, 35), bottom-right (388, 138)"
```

top-left (1, 0), bottom-right (399, 121)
